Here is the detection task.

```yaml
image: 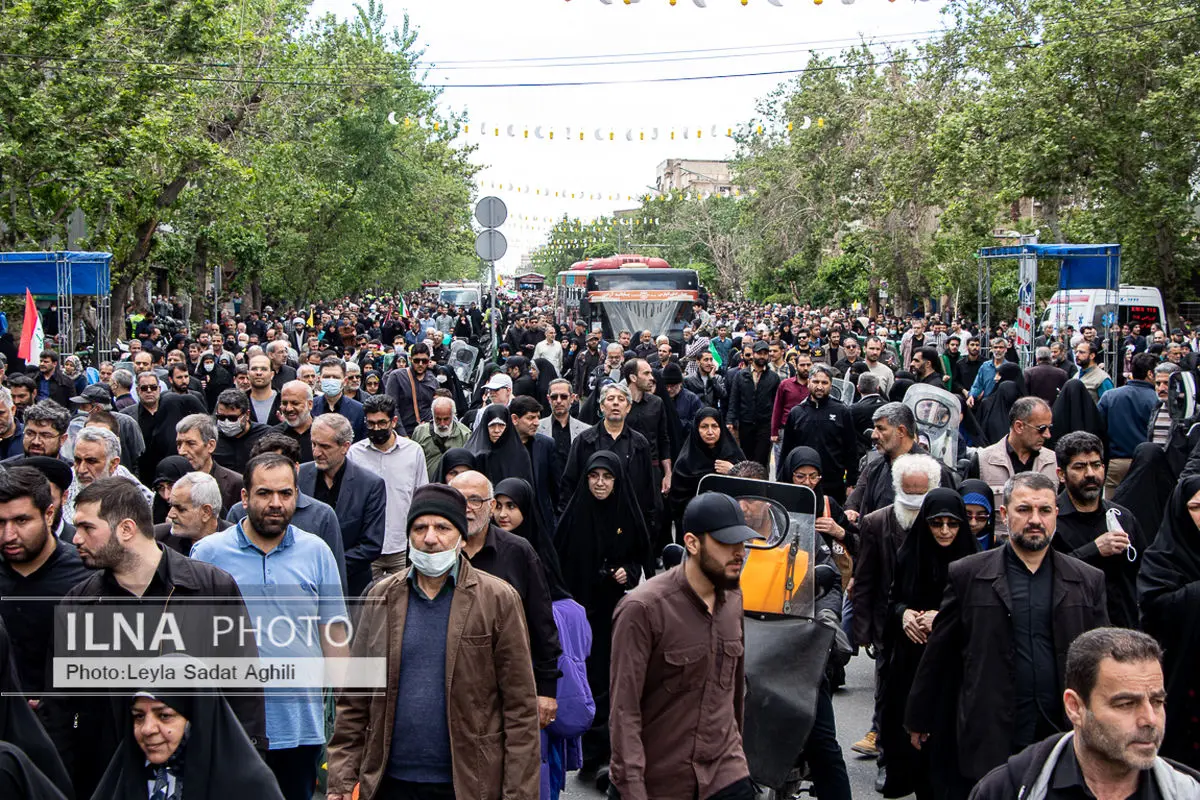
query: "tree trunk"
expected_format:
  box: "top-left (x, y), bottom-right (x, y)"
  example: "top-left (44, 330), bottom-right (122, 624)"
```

top-left (110, 277), bottom-right (133, 342)
top-left (190, 234), bottom-right (209, 327)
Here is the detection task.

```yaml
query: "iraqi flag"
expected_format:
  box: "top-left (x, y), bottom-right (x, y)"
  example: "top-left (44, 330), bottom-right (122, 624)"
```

top-left (17, 289), bottom-right (43, 363)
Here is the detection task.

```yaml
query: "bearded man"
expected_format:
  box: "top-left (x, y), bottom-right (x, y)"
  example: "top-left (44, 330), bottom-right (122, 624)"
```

top-left (410, 395), bottom-right (470, 481)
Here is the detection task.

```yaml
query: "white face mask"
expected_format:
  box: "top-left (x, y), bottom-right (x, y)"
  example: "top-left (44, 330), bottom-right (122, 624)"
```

top-left (217, 419), bottom-right (243, 437)
top-left (409, 543), bottom-right (459, 577)
top-left (895, 490), bottom-right (927, 510)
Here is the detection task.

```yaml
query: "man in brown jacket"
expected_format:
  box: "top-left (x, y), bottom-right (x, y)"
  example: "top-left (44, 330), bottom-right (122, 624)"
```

top-left (327, 483), bottom-right (540, 800)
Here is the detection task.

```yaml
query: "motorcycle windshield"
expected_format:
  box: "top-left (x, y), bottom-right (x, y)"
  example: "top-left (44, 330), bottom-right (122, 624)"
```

top-left (697, 476), bottom-right (817, 619)
top-left (903, 385), bottom-right (962, 471)
top-left (448, 341), bottom-right (479, 386)
top-left (595, 300), bottom-right (690, 342)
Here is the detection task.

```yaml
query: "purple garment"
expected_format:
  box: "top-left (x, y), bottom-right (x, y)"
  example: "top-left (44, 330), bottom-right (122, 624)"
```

top-left (541, 598), bottom-right (594, 800)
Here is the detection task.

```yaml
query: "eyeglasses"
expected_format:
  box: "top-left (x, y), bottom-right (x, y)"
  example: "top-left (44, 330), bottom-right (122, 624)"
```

top-left (411, 357), bottom-right (429, 365)
top-left (1027, 423), bottom-right (1052, 434)
top-left (928, 518), bottom-right (960, 529)
top-left (549, 394), bottom-right (570, 401)
top-left (138, 385), bottom-right (159, 392)
top-left (464, 495), bottom-right (492, 510)
top-left (965, 512), bottom-right (991, 523)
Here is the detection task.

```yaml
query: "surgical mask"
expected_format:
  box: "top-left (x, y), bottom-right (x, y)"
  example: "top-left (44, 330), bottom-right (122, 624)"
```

top-left (409, 544), bottom-right (459, 577)
top-left (367, 427), bottom-right (391, 446)
top-left (203, 361), bottom-right (215, 373)
top-left (320, 378), bottom-right (343, 397)
top-left (217, 419), bottom-right (243, 437)
top-left (895, 491), bottom-right (926, 510)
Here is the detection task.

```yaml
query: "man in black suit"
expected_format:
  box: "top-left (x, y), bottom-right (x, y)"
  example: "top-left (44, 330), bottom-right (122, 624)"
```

top-left (32, 350), bottom-right (77, 407)
top-left (905, 472), bottom-right (1109, 792)
top-left (299, 413), bottom-right (385, 596)
top-left (509, 395), bottom-right (560, 528)
top-left (120, 370), bottom-right (205, 484)
top-left (850, 372), bottom-right (886, 462)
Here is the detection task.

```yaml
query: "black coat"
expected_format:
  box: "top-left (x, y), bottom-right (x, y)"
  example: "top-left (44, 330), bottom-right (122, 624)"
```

top-left (41, 546), bottom-right (267, 797)
top-left (850, 394), bottom-right (886, 461)
top-left (727, 366), bottom-right (781, 427)
top-left (905, 547), bottom-right (1108, 781)
top-left (297, 459), bottom-right (386, 598)
top-left (1051, 493), bottom-right (1146, 630)
top-left (31, 367), bottom-right (76, 408)
top-left (557, 423), bottom-right (659, 531)
top-left (778, 394), bottom-right (858, 495)
top-left (120, 392), bottom-right (207, 484)
top-left (212, 422), bottom-right (270, 472)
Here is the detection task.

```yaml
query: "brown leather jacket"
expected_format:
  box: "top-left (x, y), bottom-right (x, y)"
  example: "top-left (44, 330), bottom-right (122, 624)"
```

top-left (327, 558), bottom-right (540, 800)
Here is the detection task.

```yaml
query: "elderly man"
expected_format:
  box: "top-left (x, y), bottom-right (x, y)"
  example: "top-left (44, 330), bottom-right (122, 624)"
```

top-left (410, 395), bottom-right (471, 481)
top-left (327, 483), bottom-right (539, 800)
top-left (65, 383), bottom-right (144, 468)
top-left (155, 471), bottom-right (231, 555)
top-left (968, 396), bottom-right (1058, 536)
top-left (63, 426), bottom-right (152, 524)
top-left (273, 379), bottom-right (315, 462)
top-left (846, 402), bottom-right (955, 523)
top-left (971, 628), bottom-right (1199, 798)
top-left (905, 473), bottom-right (1108, 789)
top-left (267, 339), bottom-right (298, 390)
top-left (176, 413), bottom-right (244, 515)
top-left (850, 453), bottom-right (942, 758)
top-left (449, 471), bottom-right (561, 727)
top-left (300, 413), bottom-right (386, 597)
top-left (0, 385), bottom-right (23, 459)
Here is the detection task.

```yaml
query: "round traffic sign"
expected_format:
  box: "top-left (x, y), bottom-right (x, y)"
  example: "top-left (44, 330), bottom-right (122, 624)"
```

top-left (474, 196), bottom-right (507, 229)
top-left (475, 229), bottom-right (507, 262)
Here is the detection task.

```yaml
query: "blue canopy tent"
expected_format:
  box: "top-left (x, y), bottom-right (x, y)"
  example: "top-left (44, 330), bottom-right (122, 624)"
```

top-left (976, 241), bottom-right (1120, 372)
top-left (0, 251), bottom-right (113, 358)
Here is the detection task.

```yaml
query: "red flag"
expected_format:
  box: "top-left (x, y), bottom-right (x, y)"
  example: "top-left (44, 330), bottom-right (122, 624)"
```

top-left (17, 289), bottom-right (43, 362)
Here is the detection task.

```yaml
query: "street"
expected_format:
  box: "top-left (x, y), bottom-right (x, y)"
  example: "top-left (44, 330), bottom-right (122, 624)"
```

top-left (561, 652), bottom-right (890, 799)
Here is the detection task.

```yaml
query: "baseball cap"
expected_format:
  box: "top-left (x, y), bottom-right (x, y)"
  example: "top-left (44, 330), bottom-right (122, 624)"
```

top-left (485, 373), bottom-right (513, 391)
top-left (70, 384), bottom-right (113, 407)
top-left (683, 493), bottom-right (759, 544)
top-left (752, 340), bottom-right (770, 353)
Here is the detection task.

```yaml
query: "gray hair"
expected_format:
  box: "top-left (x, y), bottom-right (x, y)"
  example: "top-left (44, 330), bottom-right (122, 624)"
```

top-left (891, 453), bottom-right (941, 496)
top-left (311, 412), bottom-right (353, 445)
top-left (112, 368), bottom-right (134, 390)
top-left (548, 378), bottom-right (572, 394)
top-left (857, 373), bottom-right (880, 395)
top-left (1155, 362), bottom-right (1181, 376)
top-left (176, 413), bottom-right (217, 443)
top-left (600, 381), bottom-right (632, 404)
top-left (0, 386), bottom-right (12, 409)
top-left (430, 396), bottom-right (455, 415)
top-left (872, 402), bottom-right (916, 437)
top-left (266, 340), bottom-right (289, 355)
top-left (1002, 471), bottom-right (1058, 507)
top-left (606, 342), bottom-right (625, 358)
top-left (1035, 346), bottom-right (1052, 364)
top-left (810, 364), bottom-right (835, 381)
top-left (75, 426), bottom-right (120, 463)
top-left (173, 471), bottom-right (222, 512)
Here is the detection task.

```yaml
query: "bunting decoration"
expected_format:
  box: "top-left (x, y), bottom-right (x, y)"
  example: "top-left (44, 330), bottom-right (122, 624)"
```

top-left (390, 115), bottom-right (825, 141)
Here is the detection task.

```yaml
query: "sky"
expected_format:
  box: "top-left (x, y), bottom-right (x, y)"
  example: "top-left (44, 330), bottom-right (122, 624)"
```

top-left (310, 0), bottom-right (950, 271)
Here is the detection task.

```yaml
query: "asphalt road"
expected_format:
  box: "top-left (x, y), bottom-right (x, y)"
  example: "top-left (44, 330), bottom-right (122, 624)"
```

top-left (561, 652), bottom-right (895, 799)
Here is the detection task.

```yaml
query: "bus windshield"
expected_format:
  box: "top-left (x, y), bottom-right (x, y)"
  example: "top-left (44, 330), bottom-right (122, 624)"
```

top-left (584, 269), bottom-right (698, 341)
top-left (439, 288), bottom-right (479, 307)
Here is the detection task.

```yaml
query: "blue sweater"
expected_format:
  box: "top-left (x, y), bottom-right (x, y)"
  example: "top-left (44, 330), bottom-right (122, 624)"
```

top-left (388, 580), bottom-right (454, 783)
top-left (1097, 379), bottom-right (1158, 458)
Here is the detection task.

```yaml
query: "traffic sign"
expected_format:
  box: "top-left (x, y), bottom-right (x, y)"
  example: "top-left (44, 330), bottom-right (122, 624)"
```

top-left (474, 196), bottom-right (507, 229)
top-left (475, 229), bottom-right (507, 262)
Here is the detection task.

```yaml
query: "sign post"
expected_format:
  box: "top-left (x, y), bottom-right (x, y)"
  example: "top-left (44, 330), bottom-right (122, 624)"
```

top-left (474, 197), bottom-right (508, 363)
top-left (1014, 234), bottom-right (1039, 369)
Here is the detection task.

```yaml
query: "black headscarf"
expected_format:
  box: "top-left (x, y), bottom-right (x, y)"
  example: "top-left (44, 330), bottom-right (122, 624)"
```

top-left (894, 489), bottom-right (978, 611)
top-left (978, 379), bottom-right (1023, 446)
top-left (0, 618), bottom-right (72, 798)
top-left (0, 742), bottom-right (66, 800)
top-left (1112, 442), bottom-right (1175, 542)
top-left (465, 404), bottom-right (534, 486)
top-left (889, 375), bottom-right (914, 403)
top-left (958, 478), bottom-right (996, 550)
top-left (90, 688), bottom-right (284, 800)
top-left (670, 407), bottom-right (745, 506)
top-left (152, 456), bottom-right (193, 525)
top-left (780, 445), bottom-right (826, 504)
top-left (554, 450), bottom-right (653, 607)
top-left (434, 447), bottom-right (477, 484)
top-left (1050, 379), bottom-right (1108, 454)
top-left (1138, 475), bottom-right (1200, 766)
top-left (494, 477), bottom-right (570, 601)
top-left (508, 356), bottom-right (538, 399)
top-left (362, 369), bottom-right (382, 397)
top-left (533, 358), bottom-right (558, 414)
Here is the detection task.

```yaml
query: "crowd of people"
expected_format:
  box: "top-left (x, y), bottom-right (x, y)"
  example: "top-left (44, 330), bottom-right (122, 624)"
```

top-left (0, 288), bottom-right (1197, 800)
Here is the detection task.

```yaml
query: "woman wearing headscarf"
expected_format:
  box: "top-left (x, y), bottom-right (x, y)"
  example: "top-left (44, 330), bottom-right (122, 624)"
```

top-left (434, 447), bottom-right (478, 484)
top-left (493, 478), bottom-right (594, 800)
top-left (533, 358), bottom-right (558, 416)
top-left (1049, 378), bottom-right (1108, 454)
top-left (151, 456), bottom-right (192, 525)
top-left (362, 369), bottom-right (382, 397)
top-left (1138, 475), bottom-right (1200, 768)
top-left (0, 618), bottom-right (72, 799)
top-left (508, 356), bottom-right (538, 399)
top-left (196, 352), bottom-right (232, 410)
top-left (465, 404), bottom-right (535, 487)
top-left (90, 689), bottom-right (284, 800)
top-left (880, 489), bottom-right (978, 799)
top-left (1111, 441), bottom-right (1175, 540)
top-left (976, 362), bottom-right (1026, 446)
top-left (958, 478), bottom-right (997, 550)
top-left (0, 742), bottom-right (68, 800)
top-left (888, 373), bottom-right (914, 403)
top-left (668, 407), bottom-right (744, 515)
top-left (782, 446), bottom-right (858, 586)
top-left (554, 451), bottom-right (652, 773)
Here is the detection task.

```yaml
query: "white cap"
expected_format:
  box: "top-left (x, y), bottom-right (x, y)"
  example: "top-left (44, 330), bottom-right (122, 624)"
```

top-left (485, 373), bottom-right (513, 391)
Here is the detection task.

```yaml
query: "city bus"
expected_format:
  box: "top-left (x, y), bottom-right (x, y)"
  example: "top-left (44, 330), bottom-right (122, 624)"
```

top-left (555, 255), bottom-right (699, 342)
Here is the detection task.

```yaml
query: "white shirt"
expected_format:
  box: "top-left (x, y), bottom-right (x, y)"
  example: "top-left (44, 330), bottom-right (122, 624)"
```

top-left (346, 435), bottom-right (428, 555)
top-left (533, 338), bottom-right (564, 374)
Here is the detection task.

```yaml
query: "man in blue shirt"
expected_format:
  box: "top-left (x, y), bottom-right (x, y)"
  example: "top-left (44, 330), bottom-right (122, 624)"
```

top-left (968, 337), bottom-right (1013, 406)
top-left (192, 453), bottom-right (347, 800)
top-left (1096, 352), bottom-right (1159, 497)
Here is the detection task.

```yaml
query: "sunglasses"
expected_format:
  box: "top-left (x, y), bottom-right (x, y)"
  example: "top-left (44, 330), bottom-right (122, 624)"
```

top-left (138, 385), bottom-right (159, 392)
top-left (928, 518), bottom-right (960, 529)
top-left (549, 394), bottom-right (570, 401)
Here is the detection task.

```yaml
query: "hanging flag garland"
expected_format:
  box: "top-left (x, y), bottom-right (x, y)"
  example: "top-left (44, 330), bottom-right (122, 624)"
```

top-left (389, 114), bottom-right (825, 141)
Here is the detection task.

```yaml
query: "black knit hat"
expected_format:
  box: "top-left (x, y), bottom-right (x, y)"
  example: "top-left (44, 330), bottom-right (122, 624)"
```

top-left (14, 456), bottom-right (73, 494)
top-left (407, 483), bottom-right (469, 539)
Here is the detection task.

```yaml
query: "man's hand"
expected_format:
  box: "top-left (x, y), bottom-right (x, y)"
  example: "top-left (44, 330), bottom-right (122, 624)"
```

top-left (966, 395), bottom-right (975, 408)
top-left (770, 435), bottom-right (778, 443)
top-left (910, 732), bottom-right (929, 750)
top-left (612, 567), bottom-right (628, 585)
top-left (1095, 530), bottom-right (1131, 557)
top-left (538, 696), bottom-right (559, 729)
top-left (844, 509), bottom-right (860, 524)
top-left (815, 516), bottom-right (845, 541)
top-left (661, 471), bottom-right (672, 494)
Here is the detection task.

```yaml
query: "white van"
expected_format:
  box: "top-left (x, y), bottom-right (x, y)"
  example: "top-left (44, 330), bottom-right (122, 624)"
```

top-left (1040, 285), bottom-right (1167, 332)
top-left (438, 283), bottom-right (481, 308)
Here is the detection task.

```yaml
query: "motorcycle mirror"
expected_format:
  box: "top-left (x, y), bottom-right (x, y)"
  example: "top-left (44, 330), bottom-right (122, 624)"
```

top-left (662, 543), bottom-right (686, 570)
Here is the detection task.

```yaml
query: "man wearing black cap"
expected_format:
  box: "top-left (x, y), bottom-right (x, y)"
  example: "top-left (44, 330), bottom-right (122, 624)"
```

top-left (327, 483), bottom-right (540, 800)
top-left (16, 455), bottom-right (75, 541)
top-left (727, 340), bottom-right (780, 468)
top-left (68, 382), bottom-right (144, 468)
top-left (662, 362), bottom-right (702, 438)
top-left (609, 492), bottom-right (757, 800)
